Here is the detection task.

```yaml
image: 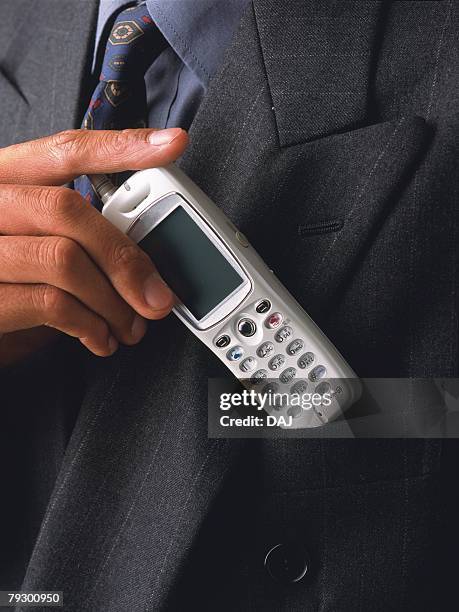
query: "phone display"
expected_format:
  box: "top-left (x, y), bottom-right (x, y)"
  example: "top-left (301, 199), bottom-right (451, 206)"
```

top-left (139, 205), bottom-right (244, 320)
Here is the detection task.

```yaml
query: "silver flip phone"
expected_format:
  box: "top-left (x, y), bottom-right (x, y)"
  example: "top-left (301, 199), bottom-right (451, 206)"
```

top-left (93, 165), bottom-right (361, 428)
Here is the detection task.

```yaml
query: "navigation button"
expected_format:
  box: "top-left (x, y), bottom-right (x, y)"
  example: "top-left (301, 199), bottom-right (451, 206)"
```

top-left (237, 318), bottom-right (257, 338)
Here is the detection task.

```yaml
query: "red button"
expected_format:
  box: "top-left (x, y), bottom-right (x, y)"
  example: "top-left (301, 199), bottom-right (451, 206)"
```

top-left (266, 312), bottom-right (283, 329)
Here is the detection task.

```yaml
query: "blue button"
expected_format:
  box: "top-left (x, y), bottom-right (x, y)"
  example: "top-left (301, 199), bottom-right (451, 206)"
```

top-left (227, 346), bottom-right (244, 361)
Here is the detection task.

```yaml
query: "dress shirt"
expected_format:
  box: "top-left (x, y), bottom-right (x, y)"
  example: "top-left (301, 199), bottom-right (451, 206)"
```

top-left (93, 0), bottom-right (250, 130)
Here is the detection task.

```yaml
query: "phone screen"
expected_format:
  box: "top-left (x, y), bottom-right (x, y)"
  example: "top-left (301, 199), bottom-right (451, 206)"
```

top-left (139, 206), bottom-right (244, 320)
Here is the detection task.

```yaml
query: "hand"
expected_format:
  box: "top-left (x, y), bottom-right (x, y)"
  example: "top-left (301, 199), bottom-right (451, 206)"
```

top-left (0, 127), bottom-right (188, 367)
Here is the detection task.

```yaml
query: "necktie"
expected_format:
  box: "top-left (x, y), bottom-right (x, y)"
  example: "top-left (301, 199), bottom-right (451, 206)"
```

top-left (74, 3), bottom-right (167, 208)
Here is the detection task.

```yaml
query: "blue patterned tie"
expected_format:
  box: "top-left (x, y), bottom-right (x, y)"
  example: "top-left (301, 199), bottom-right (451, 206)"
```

top-left (75, 3), bottom-right (167, 208)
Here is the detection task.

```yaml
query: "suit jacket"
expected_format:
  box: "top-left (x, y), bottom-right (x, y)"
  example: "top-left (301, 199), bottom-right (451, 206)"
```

top-left (0, 1), bottom-right (458, 610)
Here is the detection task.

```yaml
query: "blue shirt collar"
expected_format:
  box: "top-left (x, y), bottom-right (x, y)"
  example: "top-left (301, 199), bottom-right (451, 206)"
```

top-left (146, 0), bottom-right (250, 86)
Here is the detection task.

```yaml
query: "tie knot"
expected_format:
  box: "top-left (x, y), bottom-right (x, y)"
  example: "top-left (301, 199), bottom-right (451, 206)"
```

top-left (100, 3), bottom-right (166, 82)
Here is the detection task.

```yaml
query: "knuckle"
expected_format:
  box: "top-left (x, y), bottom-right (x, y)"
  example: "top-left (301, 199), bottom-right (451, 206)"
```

top-left (42, 236), bottom-right (82, 275)
top-left (24, 186), bottom-right (53, 218)
top-left (36, 285), bottom-right (69, 322)
top-left (98, 130), bottom-right (130, 160)
top-left (111, 242), bottom-right (150, 270)
top-left (47, 129), bottom-right (84, 164)
top-left (45, 187), bottom-right (83, 223)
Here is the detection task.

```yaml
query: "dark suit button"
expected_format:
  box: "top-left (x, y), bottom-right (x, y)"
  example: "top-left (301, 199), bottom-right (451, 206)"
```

top-left (264, 543), bottom-right (310, 584)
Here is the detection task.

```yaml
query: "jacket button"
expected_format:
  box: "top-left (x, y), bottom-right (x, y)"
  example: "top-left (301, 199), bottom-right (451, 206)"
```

top-left (264, 543), bottom-right (310, 584)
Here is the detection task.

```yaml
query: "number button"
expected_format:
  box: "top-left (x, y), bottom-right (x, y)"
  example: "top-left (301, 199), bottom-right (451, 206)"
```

top-left (275, 326), bottom-right (293, 343)
top-left (227, 346), bottom-right (244, 361)
top-left (265, 312), bottom-right (283, 329)
top-left (256, 299), bottom-right (271, 314)
top-left (240, 356), bottom-right (257, 373)
top-left (298, 352), bottom-right (315, 369)
top-left (280, 367), bottom-right (296, 384)
top-left (287, 339), bottom-right (304, 355)
top-left (251, 369), bottom-right (268, 384)
top-left (291, 380), bottom-right (308, 395)
top-left (257, 341), bottom-right (274, 358)
top-left (315, 381), bottom-right (331, 395)
top-left (287, 404), bottom-right (302, 419)
top-left (309, 365), bottom-right (327, 381)
top-left (262, 382), bottom-right (280, 394)
top-left (269, 354), bottom-right (285, 371)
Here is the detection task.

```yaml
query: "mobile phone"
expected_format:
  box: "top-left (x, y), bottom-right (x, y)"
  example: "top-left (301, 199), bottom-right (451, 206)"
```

top-left (92, 165), bottom-right (361, 428)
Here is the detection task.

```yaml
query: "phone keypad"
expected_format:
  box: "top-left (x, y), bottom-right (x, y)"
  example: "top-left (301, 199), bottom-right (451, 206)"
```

top-left (218, 301), bottom-right (333, 409)
top-left (222, 305), bottom-right (319, 379)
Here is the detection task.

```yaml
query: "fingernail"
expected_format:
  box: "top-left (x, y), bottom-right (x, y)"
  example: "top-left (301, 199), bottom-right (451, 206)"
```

top-left (108, 335), bottom-right (118, 353)
top-left (131, 314), bottom-right (147, 342)
top-left (143, 272), bottom-right (173, 311)
top-left (148, 128), bottom-right (184, 146)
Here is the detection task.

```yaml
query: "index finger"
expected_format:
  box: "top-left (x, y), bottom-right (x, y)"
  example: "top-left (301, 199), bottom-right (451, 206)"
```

top-left (0, 128), bottom-right (188, 185)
